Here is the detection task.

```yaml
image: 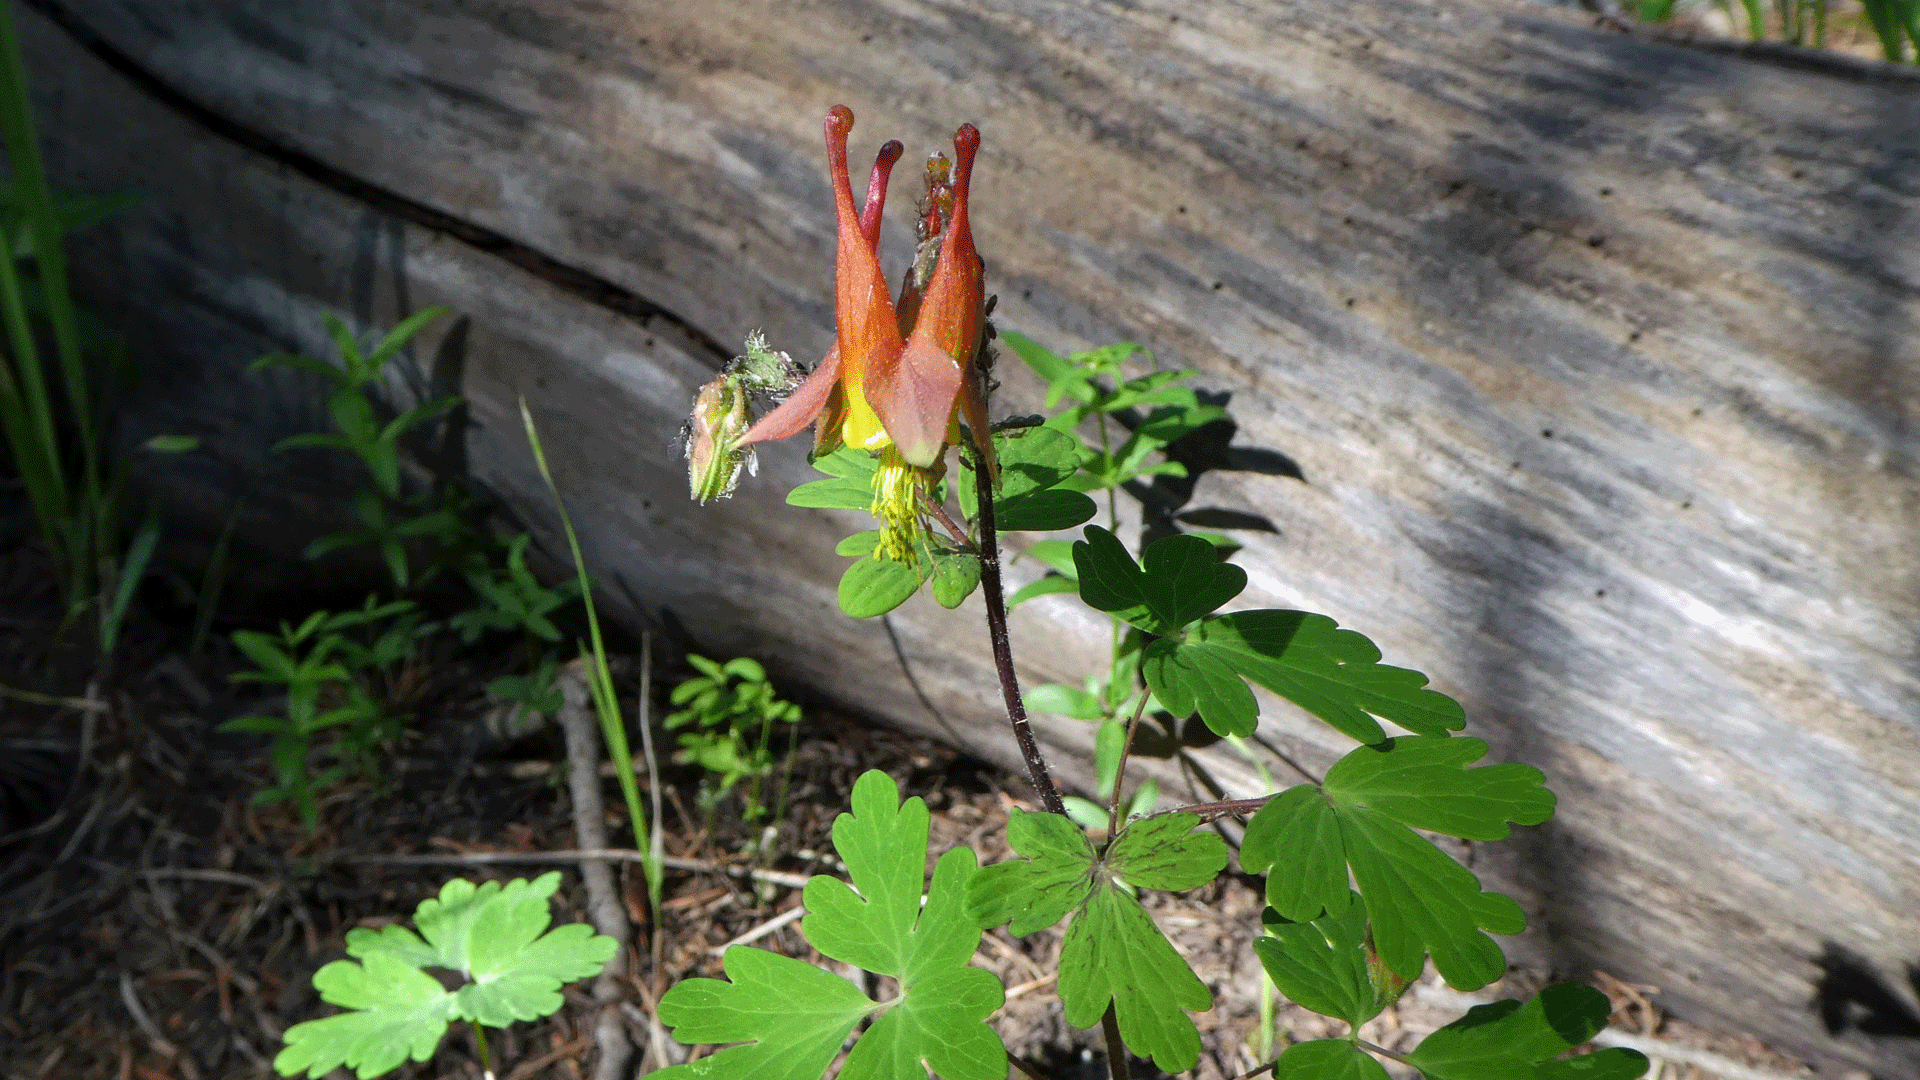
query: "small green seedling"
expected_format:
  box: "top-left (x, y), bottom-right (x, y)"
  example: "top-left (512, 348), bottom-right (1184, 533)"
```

top-left (222, 598), bottom-right (429, 826)
top-left (276, 872), bottom-right (618, 1080)
top-left (665, 655), bottom-right (802, 821)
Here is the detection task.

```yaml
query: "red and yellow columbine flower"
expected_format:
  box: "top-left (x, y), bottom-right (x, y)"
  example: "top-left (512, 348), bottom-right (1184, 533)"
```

top-left (735, 105), bottom-right (994, 562)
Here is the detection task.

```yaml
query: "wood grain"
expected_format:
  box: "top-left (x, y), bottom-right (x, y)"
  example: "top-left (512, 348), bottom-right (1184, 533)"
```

top-left (24, 0), bottom-right (1920, 1070)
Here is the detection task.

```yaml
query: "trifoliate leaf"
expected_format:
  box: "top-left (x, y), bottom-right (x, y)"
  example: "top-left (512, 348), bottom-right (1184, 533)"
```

top-left (275, 953), bottom-right (455, 1079)
top-left (1072, 526), bottom-right (1247, 636)
top-left (659, 771), bottom-right (1005, 1080)
top-left (967, 808), bottom-right (1100, 935)
top-left (1404, 983), bottom-right (1648, 1080)
top-left (1254, 892), bottom-right (1383, 1028)
top-left (458, 921), bottom-right (617, 1028)
top-left (276, 872), bottom-right (617, 1080)
top-left (1275, 1039), bottom-right (1393, 1080)
top-left (1146, 610), bottom-right (1465, 743)
top-left (955, 426), bottom-right (1097, 532)
top-left (967, 811), bottom-right (1225, 1072)
top-left (1242, 739), bottom-right (1549, 990)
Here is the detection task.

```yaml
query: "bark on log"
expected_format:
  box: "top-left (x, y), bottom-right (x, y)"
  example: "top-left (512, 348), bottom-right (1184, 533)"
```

top-left (23, 0), bottom-right (1920, 1072)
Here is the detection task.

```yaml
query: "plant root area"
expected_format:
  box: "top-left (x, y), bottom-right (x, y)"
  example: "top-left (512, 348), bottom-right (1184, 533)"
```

top-left (0, 546), bottom-right (1818, 1080)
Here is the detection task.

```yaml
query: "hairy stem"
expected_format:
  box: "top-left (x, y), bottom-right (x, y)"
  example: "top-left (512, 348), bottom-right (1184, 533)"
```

top-left (969, 447), bottom-right (1064, 815)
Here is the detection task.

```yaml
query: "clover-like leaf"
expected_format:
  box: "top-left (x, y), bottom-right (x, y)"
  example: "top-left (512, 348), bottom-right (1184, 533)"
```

top-left (1254, 891), bottom-right (1383, 1029)
top-left (1404, 983), bottom-right (1648, 1080)
top-left (1241, 738), bottom-right (1550, 990)
top-left (659, 771), bottom-right (1005, 1080)
top-left (1072, 526), bottom-right (1246, 636)
top-left (277, 872), bottom-right (617, 1080)
top-left (968, 811), bottom-right (1225, 1072)
top-left (1146, 610), bottom-right (1465, 742)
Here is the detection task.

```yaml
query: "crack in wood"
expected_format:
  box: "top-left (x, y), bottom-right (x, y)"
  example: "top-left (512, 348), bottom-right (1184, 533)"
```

top-left (21, 0), bottom-right (735, 365)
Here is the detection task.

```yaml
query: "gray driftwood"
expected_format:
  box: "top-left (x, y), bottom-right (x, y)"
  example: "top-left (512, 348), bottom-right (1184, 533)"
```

top-left (23, 0), bottom-right (1920, 1071)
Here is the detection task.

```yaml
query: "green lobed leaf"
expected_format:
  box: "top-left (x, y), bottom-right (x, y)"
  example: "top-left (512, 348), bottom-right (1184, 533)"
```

top-left (996, 488), bottom-right (1098, 532)
top-left (967, 811), bottom-right (1221, 1072)
top-left (966, 808), bottom-right (1098, 935)
top-left (454, 883), bottom-right (617, 1028)
top-left (1060, 882), bottom-right (1211, 1073)
top-left (1072, 526), bottom-right (1245, 637)
top-left (653, 948), bottom-right (875, 1080)
top-left (1274, 1039), bottom-right (1393, 1080)
top-left (1070, 526), bottom-right (1156, 630)
top-left (1404, 983), bottom-right (1647, 1080)
top-left (1325, 737), bottom-right (1554, 842)
top-left (955, 426), bottom-right (1096, 532)
top-left (661, 772), bottom-right (1005, 1080)
top-left (1147, 610), bottom-right (1465, 743)
top-left (274, 953), bottom-right (455, 1079)
top-left (1242, 738), bottom-right (1549, 990)
top-left (1253, 891), bottom-right (1383, 1028)
top-left (1102, 812), bottom-right (1227, 892)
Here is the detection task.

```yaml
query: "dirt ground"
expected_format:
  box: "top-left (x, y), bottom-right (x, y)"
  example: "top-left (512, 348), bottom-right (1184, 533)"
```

top-left (0, 533), bottom-right (1823, 1080)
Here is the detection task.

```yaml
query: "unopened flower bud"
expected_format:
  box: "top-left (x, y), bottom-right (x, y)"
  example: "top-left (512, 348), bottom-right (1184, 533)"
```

top-left (685, 375), bottom-right (754, 503)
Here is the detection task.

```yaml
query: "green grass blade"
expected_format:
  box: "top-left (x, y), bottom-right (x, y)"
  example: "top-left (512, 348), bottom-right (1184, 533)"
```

top-left (0, 0), bottom-right (97, 521)
top-left (519, 397), bottom-right (662, 917)
top-left (100, 505), bottom-right (159, 655)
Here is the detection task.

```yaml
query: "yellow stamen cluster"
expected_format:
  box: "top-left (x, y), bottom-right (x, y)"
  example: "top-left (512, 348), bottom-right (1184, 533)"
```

top-left (871, 445), bottom-right (937, 563)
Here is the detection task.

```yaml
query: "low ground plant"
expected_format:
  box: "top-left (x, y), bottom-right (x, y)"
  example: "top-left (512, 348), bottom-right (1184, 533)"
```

top-left (231, 310), bottom-right (579, 821)
top-left (0, 0), bottom-right (189, 660)
top-left (665, 654), bottom-right (802, 822)
top-left (1633, 0), bottom-right (1920, 60)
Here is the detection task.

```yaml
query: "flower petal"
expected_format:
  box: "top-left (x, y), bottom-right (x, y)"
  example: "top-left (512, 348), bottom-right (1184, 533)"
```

top-left (874, 124), bottom-right (984, 469)
top-left (740, 344), bottom-right (842, 447)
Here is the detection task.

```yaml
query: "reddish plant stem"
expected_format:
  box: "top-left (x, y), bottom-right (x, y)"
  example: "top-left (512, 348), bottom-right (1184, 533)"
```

top-left (1105, 691), bottom-right (1154, 837)
top-left (968, 449), bottom-right (1065, 816)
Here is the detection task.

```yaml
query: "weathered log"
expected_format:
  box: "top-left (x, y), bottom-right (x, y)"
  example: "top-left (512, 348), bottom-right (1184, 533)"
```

top-left (24, 0), bottom-right (1920, 1071)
